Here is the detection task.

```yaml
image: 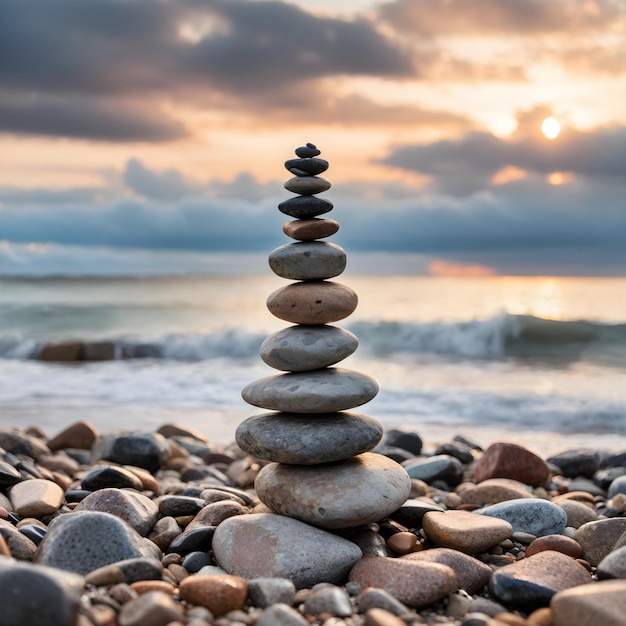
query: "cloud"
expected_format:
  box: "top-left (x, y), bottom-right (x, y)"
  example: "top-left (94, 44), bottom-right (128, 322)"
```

top-left (124, 159), bottom-right (203, 202)
top-left (378, 0), bottom-right (626, 36)
top-left (380, 107), bottom-right (626, 194)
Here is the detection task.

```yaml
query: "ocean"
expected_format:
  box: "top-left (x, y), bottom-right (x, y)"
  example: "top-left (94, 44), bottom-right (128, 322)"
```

top-left (1, 272), bottom-right (625, 456)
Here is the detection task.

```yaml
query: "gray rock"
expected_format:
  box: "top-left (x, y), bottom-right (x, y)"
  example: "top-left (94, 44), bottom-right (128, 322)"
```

top-left (304, 586), bottom-right (352, 617)
top-left (547, 448), bottom-right (602, 478)
top-left (242, 368), bottom-right (378, 413)
top-left (356, 587), bottom-right (409, 616)
top-left (260, 325), bottom-right (358, 372)
top-left (269, 241), bottom-right (346, 281)
top-left (551, 579), bottom-right (626, 626)
top-left (118, 590), bottom-right (184, 626)
top-left (87, 557), bottom-right (163, 585)
top-left (75, 488), bottom-right (159, 536)
top-left (235, 411), bottom-right (383, 464)
top-left (284, 176), bottom-right (331, 195)
top-left (597, 545), bottom-right (626, 579)
top-left (285, 157), bottom-right (328, 176)
top-left (0, 519), bottom-right (38, 559)
top-left (248, 577), bottom-right (296, 608)
top-left (257, 603), bottom-right (309, 626)
top-left (255, 452), bottom-right (411, 529)
top-left (608, 474), bottom-right (626, 499)
top-left (477, 498), bottom-right (567, 537)
top-left (0, 560), bottom-right (84, 626)
top-left (213, 513), bottom-right (362, 588)
top-left (91, 432), bottom-right (170, 473)
top-left (278, 195), bottom-right (333, 219)
top-left (35, 511), bottom-right (159, 575)
top-left (403, 455), bottom-right (464, 487)
top-left (80, 465), bottom-right (144, 491)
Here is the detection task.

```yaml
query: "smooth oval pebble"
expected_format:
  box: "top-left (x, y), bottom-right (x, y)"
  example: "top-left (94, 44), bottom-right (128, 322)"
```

top-left (10, 479), bottom-right (64, 517)
top-left (260, 325), bottom-right (358, 372)
top-left (284, 176), bottom-right (331, 195)
top-left (285, 157), bottom-right (328, 176)
top-left (295, 144), bottom-right (321, 158)
top-left (551, 579), bottom-right (626, 626)
top-left (525, 534), bottom-right (583, 558)
top-left (242, 368), bottom-right (378, 413)
top-left (477, 498), bottom-right (567, 537)
top-left (269, 241), bottom-right (346, 280)
top-left (267, 281), bottom-right (357, 325)
top-left (255, 452), bottom-right (411, 529)
top-left (213, 513), bottom-right (362, 589)
top-left (236, 411), bottom-right (383, 464)
top-left (283, 218), bottom-right (339, 241)
top-left (278, 195), bottom-right (333, 219)
top-left (179, 573), bottom-right (247, 616)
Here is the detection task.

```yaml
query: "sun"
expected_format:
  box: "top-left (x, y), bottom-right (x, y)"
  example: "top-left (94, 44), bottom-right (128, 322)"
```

top-left (541, 117), bottom-right (561, 139)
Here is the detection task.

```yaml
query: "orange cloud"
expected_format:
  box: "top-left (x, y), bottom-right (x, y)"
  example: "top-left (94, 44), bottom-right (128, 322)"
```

top-left (428, 259), bottom-right (497, 276)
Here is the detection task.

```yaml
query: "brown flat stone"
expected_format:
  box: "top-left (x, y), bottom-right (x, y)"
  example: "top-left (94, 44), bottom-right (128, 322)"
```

top-left (474, 442), bottom-right (550, 487)
top-left (9, 478), bottom-right (64, 517)
top-left (179, 573), bottom-right (247, 615)
top-left (551, 580), bottom-right (626, 626)
top-left (526, 535), bottom-right (583, 559)
top-left (422, 510), bottom-right (513, 554)
top-left (117, 590), bottom-right (184, 626)
top-left (47, 421), bottom-right (98, 451)
top-left (38, 341), bottom-right (84, 361)
top-left (458, 478), bottom-right (534, 506)
top-left (387, 532), bottom-right (418, 554)
top-left (575, 518), bottom-right (626, 565)
top-left (283, 218), bottom-right (340, 241)
top-left (555, 499), bottom-right (598, 529)
top-left (266, 281), bottom-right (357, 325)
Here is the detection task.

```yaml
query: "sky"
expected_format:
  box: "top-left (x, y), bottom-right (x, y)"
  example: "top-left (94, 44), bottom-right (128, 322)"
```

top-left (1, 0), bottom-right (625, 276)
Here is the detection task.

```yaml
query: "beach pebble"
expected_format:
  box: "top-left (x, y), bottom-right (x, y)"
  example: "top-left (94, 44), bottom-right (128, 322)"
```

top-left (179, 573), bottom-right (247, 615)
top-left (389, 499), bottom-right (444, 527)
top-left (304, 585), bottom-right (352, 617)
top-left (35, 511), bottom-right (158, 574)
top-left (458, 478), bottom-right (534, 506)
top-left (363, 607), bottom-right (407, 626)
top-left (255, 453), bottom-right (410, 529)
top-left (295, 143), bottom-right (321, 158)
top-left (9, 478), bottom-right (64, 517)
top-left (285, 157), bottom-right (328, 175)
top-left (402, 547), bottom-right (492, 595)
top-left (157, 495), bottom-right (207, 517)
top-left (386, 531), bottom-right (418, 554)
top-left (555, 499), bottom-right (598, 528)
top-left (0, 560), bottom-right (84, 626)
top-left (434, 442), bottom-right (474, 464)
top-left (402, 455), bottom-right (464, 487)
top-left (247, 577), bottom-right (296, 608)
top-left (489, 550), bottom-right (593, 612)
top-left (278, 195), bottom-right (333, 219)
top-left (260, 325), bottom-right (358, 372)
top-left (383, 429), bottom-right (423, 455)
top-left (91, 432), bottom-right (170, 473)
top-left (242, 368), bottom-right (378, 413)
top-left (608, 474), bottom-right (626, 498)
top-left (551, 579), bottom-right (626, 626)
top-left (269, 241), bottom-right (346, 280)
top-left (474, 442), bottom-right (550, 487)
top-left (0, 519), bottom-right (38, 559)
top-left (75, 488), bottom-right (158, 536)
top-left (257, 603), bottom-right (309, 626)
top-left (422, 510), bottom-right (512, 554)
top-left (596, 544), bottom-right (626, 579)
top-left (349, 556), bottom-right (457, 609)
top-left (80, 465), bottom-right (144, 491)
top-left (525, 534), bottom-right (583, 558)
top-left (283, 218), bottom-right (339, 241)
top-left (356, 587), bottom-right (410, 616)
top-left (117, 590), bottom-right (183, 626)
top-left (0, 461), bottom-right (22, 488)
top-left (47, 421), bottom-right (98, 451)
top-left (284, 176), bottom-right (331, 195)
top-left (575, 518), bottom-right (626, 565)
top-left (267, 281), bottom-right (358, 325)
top-left (0, 429), bottom-right (49, 459)
top-left (547, 449), bottom-right (602, 478)
top-left (85, 557), bottom-right (163, 586)
top-left (213, 513), bottom-right (362, 588)
top-left (236, 411), bottom-right (383, 464)
top-left (477, 498), bottom-right (567, 537)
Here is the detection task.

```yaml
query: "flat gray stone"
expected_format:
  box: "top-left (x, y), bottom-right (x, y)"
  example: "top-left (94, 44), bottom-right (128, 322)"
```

top-left (255, 452), bottom-right (411, 529)
top-left (242, 368), bottom-right (378, 413)
top-left (0, 560), bottom-right (84, 626)
top-left (213, 513), bottom-right (362, 588)
top-left (269, 242), bottom-right (346, 280)
top-left (260, 325), bottom-right (358, 372)
top-left (477, 498), bottom-right (567, 537)
top-left (35, 511), bottom-right (159, 575)
top-left (597, 544), bottom-right (626, 579)
top-left (235, 411), bottom-right (383, 464)
top-left (284, 176), bottom-right (331, 195)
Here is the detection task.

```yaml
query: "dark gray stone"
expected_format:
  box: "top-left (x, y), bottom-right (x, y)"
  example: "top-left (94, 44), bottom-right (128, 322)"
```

top-left (285, 157), bottom-right (328, 176)
top-left (248, 577), bottom-right (296, 608)
top-left (608, 475), bottom-right (626, 499)
top-left (295, 144), bottom-right (321, 158)
top-left (91, 432), bottom-right (169, 473)
top-left (236, 411), bottom-right (383, 464)
top-left (278, 195), bottom-right (333, 219)
top-left (390, 498), bottom-right (445, 528)
top-left (597, 545), bottom-right (626, 580)
top-left (384, 429), bottom-right (423, 455)
top-left (80, 465), bottom-right (143, 491)
top-left (158, 495), bottom-right (207, 517)
top-left (547, 448), bottom-right (602, 478)
top-left (0, 460), bottom-right (22, 487)
top-left (0, 560), bottom-right (84, 626)
top-left (181, 551), bottom-right (213, 573)
top-left (402, 455), bottom-right (464, 487)
top-left (304, 586), bottom-right (352, 617)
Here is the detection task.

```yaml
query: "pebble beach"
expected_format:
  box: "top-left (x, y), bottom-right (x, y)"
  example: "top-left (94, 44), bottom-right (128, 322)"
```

top-left (1, 420), bottom-right (626, 626)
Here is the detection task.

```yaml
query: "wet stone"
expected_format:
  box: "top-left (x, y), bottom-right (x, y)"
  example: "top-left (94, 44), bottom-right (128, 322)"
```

top-left (278, 195), bottom-right (333, 219)
top-left (269, 241), bottom-right (346, 280)
top-left (260, 325), bottom-right (358, 372)
top-left (283, 218), bottom-right (339, 241)
top-left (0, 519), bottom-right (38, 559)
top-left (236, 411), bottom-right (383, 464)
top-left (266, 281), bottom-right (358, 325)
top-left (255, 453), bottom-right (411, 529)
top-left (80, 465), bottom-right (144, 491)
top-left (477, 498), bottom-right (567, 537)
top-left (242, 368), bottom-right (378, 414)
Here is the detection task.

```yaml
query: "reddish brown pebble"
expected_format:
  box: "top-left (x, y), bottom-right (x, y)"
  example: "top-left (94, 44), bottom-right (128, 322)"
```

top-left (493, 613), bottom-right (528, 625)
top-left (179, 574), bottom-right (247, 616)
top-left (364, 607), bottom-right (406, 626)
top-left (283, 218), bottom-right (340, 241)
top-left (526, 534), bottom-right (583, 559)
top-left (129, 580), bottom-right (176, 595)
top-left (474, 442), bottom-right (550, 487)
top-left (527, 606), bottom-right (552, 625)
top-left (47, 420), bottom-right (98, 450)
top-left (0, 533), bottom-right (10, 557)
top-left (387, 532), bottom-right (418, 554)
top-left (0, 507), bottom-right (8, 520)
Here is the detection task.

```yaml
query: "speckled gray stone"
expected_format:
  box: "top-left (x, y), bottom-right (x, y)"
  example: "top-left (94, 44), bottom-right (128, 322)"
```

top-left (213, 513), bottom-right (362, 588)
top-left (284, 176), bottom-right (331, 195)
top-left (255, 452), bottom-right (411, 529)
top-left (269, 241), bottom-right (346, 280)
top-left (235, 411), bottom-right (383, 464)
top-left (260, 325), bottom-right (358, 372)
top-left (477, 498), bottom-right (567, 537)
top-left (35, 511), bottom-right (159, 575)
top-left (242, 368), bottom-right (378, 413)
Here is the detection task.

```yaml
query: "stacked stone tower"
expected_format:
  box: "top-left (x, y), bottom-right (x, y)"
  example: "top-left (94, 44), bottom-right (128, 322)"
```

top-left (237, 143), bottom-right (410, 530)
